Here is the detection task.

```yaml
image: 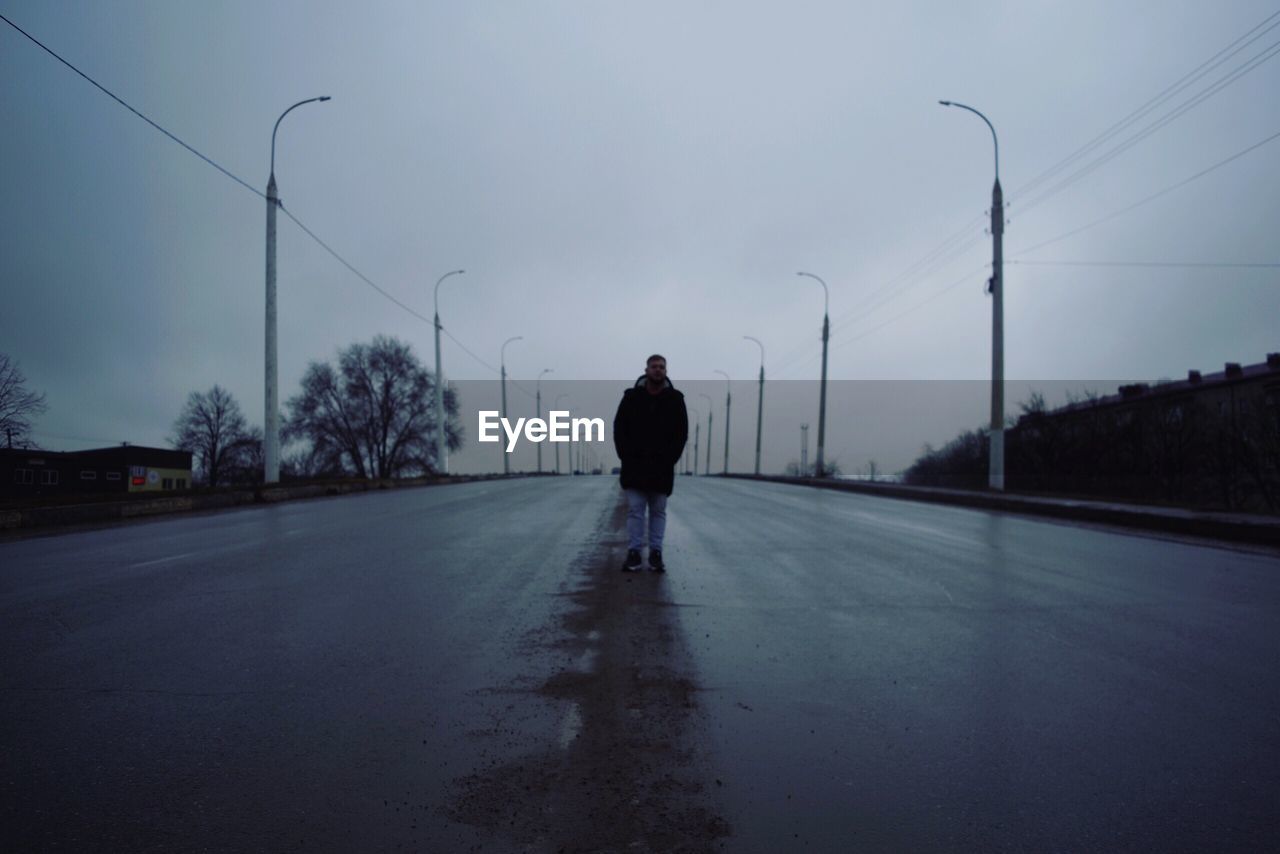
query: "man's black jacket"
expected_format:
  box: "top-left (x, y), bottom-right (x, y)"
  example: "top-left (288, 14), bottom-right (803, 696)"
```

top-left (613, 376), bottom-right (689, 496)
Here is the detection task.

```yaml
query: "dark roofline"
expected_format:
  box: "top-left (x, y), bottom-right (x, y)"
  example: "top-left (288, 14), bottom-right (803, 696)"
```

top-left (1031, 354), bottom-right (1280, 420)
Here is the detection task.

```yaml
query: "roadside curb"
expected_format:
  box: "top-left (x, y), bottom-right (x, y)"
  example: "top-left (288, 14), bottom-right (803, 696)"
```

top-left (723, 474), bottom-right (1280, 546)
top-left (1, 473), bottom-right (542, 534)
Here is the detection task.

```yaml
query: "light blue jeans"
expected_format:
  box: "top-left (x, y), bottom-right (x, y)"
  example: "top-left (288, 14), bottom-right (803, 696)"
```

top-left (625, 489), bottom-right (668, 551)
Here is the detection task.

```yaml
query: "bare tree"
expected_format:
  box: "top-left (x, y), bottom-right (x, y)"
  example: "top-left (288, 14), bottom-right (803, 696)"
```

top-left (285, 336), bottom-right (462, 478)
top-left (170, 386), bottom-right (255, 487)
top-left (221, 425), bottom-right (265, 486)
top-left (0, 354), bottom-right (47, 448)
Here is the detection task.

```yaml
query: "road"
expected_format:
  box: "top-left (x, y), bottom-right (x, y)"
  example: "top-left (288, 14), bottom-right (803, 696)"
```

top-left (2, 477), bottom-right (1278, 851)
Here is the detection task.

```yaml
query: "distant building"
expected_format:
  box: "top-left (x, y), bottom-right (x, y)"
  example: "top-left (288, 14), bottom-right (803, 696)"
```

top-left (1008, 353), bottom-right (1280, 510)
top-left (1015, 353), bottom-right (1280, 429)
top-left (1, 445), bottom-right (193, 499)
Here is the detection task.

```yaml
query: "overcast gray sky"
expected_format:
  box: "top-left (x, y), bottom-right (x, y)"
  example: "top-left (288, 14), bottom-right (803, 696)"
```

top-left (2, 1), bottom-right (1277, 472)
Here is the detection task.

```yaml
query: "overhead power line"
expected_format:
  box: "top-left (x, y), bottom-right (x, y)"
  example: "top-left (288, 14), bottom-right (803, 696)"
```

top-left (281, 205), bottom-right (504, 376)
top-left (1013, 127), bottom-right (1280, 257)
top-left (0, 11), bottom-right (265, 200)
top-left (829, 265), bottom-right (990, 355)
top-left (770, 221), bottom-right (988, 378)
top-left (1013, 36), bottom-right (1280, 215)
top-left (1010, 260), bottom-right (1280, 269)
top-left (2, 12), bottom-right (504, 378)
top-left (1013, 9), bottom-right (1280, 199)
top-left (276, 205), bottom-right (432, 324)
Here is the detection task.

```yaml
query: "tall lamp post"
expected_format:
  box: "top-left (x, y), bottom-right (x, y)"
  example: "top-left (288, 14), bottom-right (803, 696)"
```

top-left (801, 424), bottom-right (809, 476)
top-left (264, 95), bottom-right (329, 484)
top-left (433, 269), bottom-right (465, 475)
top-left (554, 393), bottom-right (570, 474)
top-left (536, 368), bottom-right (553, 473)
top-left (744, 336), bottom-right (765, 475)
top-left (688, 407), bottom-right (700, 476)
top-left (500, 336), bottom-right (523, 475)
top-left (714, 369), bottom-right (731, 474)
top-left (796, 271), bottom-right (829, 477)
top-left (697, 392), bottom-right (714, 476)
top-left (940, 100), bottom-right (1004, 490)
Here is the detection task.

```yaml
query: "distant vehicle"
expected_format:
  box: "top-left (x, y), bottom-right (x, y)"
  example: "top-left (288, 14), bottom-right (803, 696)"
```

top-left (611, 467), bottom-right (621, 475)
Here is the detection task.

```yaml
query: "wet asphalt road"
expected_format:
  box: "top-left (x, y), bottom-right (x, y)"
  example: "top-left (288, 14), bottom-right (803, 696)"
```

top-left (3, 476), bottom-right (1280, 851)
top-left (1, 478), bottom-right (609, 851)
top-left (662, 477), bottom-right (1280, 852)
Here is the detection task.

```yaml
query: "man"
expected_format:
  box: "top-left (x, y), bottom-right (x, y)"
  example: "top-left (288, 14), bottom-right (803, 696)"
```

top-left (613, 354), bottom-right (689, 572)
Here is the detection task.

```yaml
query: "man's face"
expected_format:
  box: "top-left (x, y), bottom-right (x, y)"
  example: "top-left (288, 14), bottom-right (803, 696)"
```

top-left (645, 359), bottom-right (667, 385)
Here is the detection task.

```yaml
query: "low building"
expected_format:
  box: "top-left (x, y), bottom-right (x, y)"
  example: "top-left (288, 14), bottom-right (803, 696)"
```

top-left (1, 445), bottom-right (193, 500)
top-left (1023, 354), bottom-right (1280, 427)
top-left (1008, 353), bottom-right (1280, 510)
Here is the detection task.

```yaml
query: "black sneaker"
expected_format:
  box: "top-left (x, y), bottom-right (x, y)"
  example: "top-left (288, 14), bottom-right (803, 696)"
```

top-left (648, 549), bottom-right (665, 572)
top-left (621, 549), bottom-right (643, 572)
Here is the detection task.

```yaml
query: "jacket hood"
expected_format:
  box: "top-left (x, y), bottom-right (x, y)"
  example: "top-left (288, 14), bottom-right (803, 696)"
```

top-left (633, 375), bottom-right (677, 392)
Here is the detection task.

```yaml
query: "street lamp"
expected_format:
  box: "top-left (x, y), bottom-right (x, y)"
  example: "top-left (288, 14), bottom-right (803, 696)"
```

top-left (536, 368), bottom-right (553, 473)
top-left (433, 269), bottom-right (465, 475)
top-left (500, 336), bottom-right (523, 475)
top-left (796, 271), bottom-right (829, 477)
top-left (714, 369), bottom-right (731, 474)
top-left (940, 99), bottom-right (1004, 490)
top-left (688, 407), bottom-right (701, 476)
top-left (554, 393), bottom-right (570, 474)
top-left (697, 392), bottom-right (714, 476)
top-left (743, 336), bottom-right (765, 475)
top-left (264, 95), bottom-right (329, 484)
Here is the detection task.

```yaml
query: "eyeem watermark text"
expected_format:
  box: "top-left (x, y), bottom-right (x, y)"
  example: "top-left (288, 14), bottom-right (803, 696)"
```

top-left (478, 411), bottom-right (606, 453)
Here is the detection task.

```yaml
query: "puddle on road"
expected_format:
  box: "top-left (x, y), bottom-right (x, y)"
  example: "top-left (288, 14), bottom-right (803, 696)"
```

top-left (573, 648), bottom-right (599, 673)
top-left (558, 701), bottom-right (583, 749)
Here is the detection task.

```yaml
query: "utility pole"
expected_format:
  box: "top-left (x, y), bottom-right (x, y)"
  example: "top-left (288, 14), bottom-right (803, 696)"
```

top-left (693, 420), bottom-right (700, 476)
top-left (801, 423), bottom-right (809, 477)
top-left (706, 409), bottom-right (714, 476)
top-left (797, 272), bottom-right (829, 477)
top-left (744, 336), bottom-right (764, 475)
top-left (536, 368), bottom-right (553, 474)
top-left (697, 393), bottom-right (714, 476)
top-left (500, 336), bottom-right (522, 475)
top-left (990, 173), bottom-right (1005, 490)
top-left (432, 269), bottom-right (465, 475)
top-left (554, 393), bottom-right (569, 475)
top-left (264, 96), bottom-right (329, 484)
top-left (940, 100), bottom-right (1004, 490)
top-left (714, 370), bottom-right (731, 475)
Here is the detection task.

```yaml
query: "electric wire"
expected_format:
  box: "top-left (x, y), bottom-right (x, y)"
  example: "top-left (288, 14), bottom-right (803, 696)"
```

top-left (836, 233), bottom-right (987, 330)
top-left (798, 17), bottom-right (1280, 370)
top-left (2, 12), bottom-right (506, 382)
top-left (1013, 36), bottom-right (1280, 215)
top-left (0, 12), bottom-right (265, 201)
top-left (276, 205), bottom-right (433, 324)
top-left (830, 265), bottom-right (990, 354)
top-left (1010, 260), bottom-right (1279, 269)
top-left (1013, 9), bottom-right (1280, 198)
top-left (1012, 127), bottom-right (1280, 257)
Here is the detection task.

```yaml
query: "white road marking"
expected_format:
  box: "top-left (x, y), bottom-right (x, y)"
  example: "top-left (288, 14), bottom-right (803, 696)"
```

top-left (130, 552), bottom-right (197, 568)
